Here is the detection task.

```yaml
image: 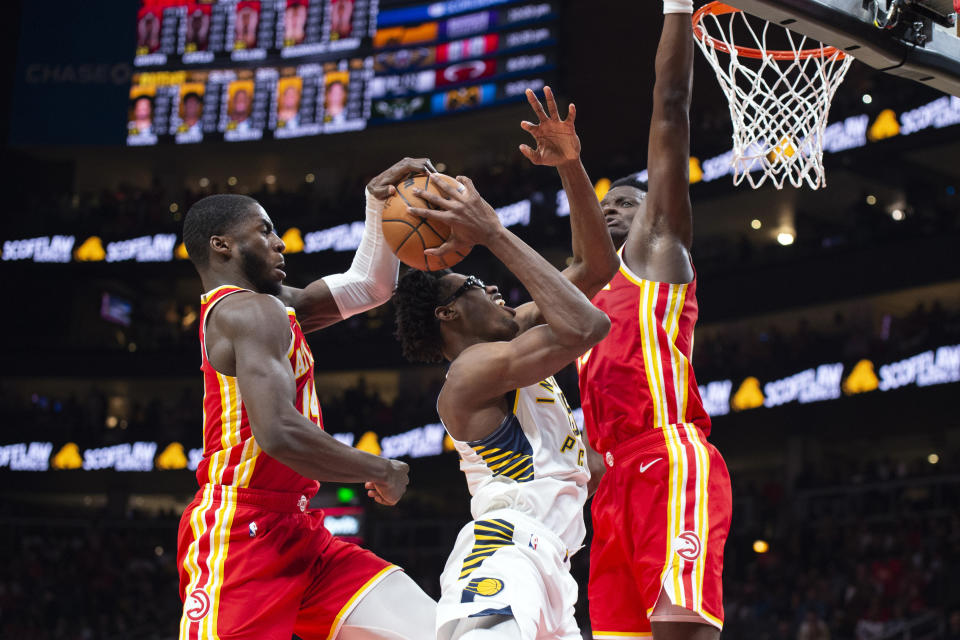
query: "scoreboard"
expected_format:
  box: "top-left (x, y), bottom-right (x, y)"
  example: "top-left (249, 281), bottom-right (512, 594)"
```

top-left (127, 0), bottom-right (558, 145)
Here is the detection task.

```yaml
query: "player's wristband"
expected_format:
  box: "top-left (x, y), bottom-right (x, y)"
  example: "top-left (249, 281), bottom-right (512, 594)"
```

top-left (663, 0), bottom-right (693, 14)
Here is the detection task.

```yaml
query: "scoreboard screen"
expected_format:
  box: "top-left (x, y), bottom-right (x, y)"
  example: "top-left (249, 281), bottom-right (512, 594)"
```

top-left (127, 0), bottom-right (557, 145)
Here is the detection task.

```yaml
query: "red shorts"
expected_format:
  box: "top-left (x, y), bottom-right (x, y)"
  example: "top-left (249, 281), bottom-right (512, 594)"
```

top-left (177, 484), bottom-right (398, 640)
top-left (588, 424), bottom-right (731, 638)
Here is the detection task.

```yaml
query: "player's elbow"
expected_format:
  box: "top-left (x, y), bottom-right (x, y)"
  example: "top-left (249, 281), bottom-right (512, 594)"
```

top-left (588, 310), bottom-right (611, 345)
top-left (571, 309), bottom-right (610, 349)
top-left (249, 410), bottom-right (298, 459)
top-left (598, 254), bottom-right (620, 287)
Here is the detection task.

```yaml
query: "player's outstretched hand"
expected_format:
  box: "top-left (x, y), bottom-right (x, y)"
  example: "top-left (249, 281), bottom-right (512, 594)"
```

top-left (365, 459), bottom-right (410, 506)
top-left (407, 175), bottom-right (503, 258)
top-left (518, 86), bottom-right (580, 167)
top-left (367, 157), bottom-right (438, 200)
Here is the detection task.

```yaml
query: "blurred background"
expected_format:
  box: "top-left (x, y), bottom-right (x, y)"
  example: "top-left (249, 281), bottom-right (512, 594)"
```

top-left (2, 1), bottom-right (960, 639)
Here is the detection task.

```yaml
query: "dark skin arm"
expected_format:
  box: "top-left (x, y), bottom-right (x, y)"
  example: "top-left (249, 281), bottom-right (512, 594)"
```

top-left (514, 86), bottom-right (619, 332)
top-left (585, 440), bottom-right (605, 497)
top-left (622, 13), bottom-right (695, 285)
top-left (206, 291), bottom-right (409, 505)
top-left (409, 177), bottom-right (610, 443)
top-left (279, 157), bottom-right (437, 333)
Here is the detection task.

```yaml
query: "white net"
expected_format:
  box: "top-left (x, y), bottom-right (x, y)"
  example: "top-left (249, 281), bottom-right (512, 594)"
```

top-left (693, 3), bottom-right (854, 189)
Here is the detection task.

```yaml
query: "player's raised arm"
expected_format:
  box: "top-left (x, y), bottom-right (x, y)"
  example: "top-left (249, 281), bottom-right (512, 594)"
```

top-left (408, 177), bottom-right (609, 433)
top-left (212, 292), bottom-right (409, 505)
top-left (280, 157), bottom-right (437, 333)
top-left (519, 86), bottom-right (619, 297)
top-left (621, 3), bottom-right (696, 285)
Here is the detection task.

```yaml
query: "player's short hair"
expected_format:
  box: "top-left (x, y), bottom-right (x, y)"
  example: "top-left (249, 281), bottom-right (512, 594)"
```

top-left (610, 175), bottom-right (648, 194)
top-left (393, 269), bottom-right (455, 363)
top-left (182, 194), bottom-right (259, 267)
top-left (183, 92), bottom-right (202, 103)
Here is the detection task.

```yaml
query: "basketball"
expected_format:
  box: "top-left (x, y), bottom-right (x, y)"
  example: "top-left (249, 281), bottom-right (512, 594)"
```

top-left (382, 172), bottom-right (470, 271)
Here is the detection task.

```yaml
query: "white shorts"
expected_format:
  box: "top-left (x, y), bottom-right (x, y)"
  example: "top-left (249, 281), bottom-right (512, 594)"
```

top-left (436, 508), bottom-right (581, 640)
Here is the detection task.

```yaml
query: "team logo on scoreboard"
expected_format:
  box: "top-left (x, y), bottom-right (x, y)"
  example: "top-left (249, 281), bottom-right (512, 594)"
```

top-left (186, 589), bottom-right (211, 621)
top-left (674, 531), bottom-right (702, 561)
top-left (440, 60), bottom-right (494, 85)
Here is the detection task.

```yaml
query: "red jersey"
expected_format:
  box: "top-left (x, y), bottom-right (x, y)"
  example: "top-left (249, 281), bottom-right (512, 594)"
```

top-left (577, 257), bottom-right (710, 454)
top-left (195, 285), bottom-right (322, 497)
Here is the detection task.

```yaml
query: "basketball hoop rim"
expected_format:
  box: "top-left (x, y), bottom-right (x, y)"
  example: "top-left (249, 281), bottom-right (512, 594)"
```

top-left (692, 1), bottom-right (848, 61)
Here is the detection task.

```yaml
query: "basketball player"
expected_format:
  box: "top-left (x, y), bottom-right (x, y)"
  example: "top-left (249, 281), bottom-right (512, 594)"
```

top-left (176, 157), bottom-right (437, 640)
top-left (392, 159), bottom-right (613, 638)
top-left (575, 4), bottom-right (733, 639)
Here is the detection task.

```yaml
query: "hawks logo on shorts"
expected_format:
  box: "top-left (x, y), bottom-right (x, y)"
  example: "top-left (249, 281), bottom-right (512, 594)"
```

top-left (674, 531), bottom-right (702, 562)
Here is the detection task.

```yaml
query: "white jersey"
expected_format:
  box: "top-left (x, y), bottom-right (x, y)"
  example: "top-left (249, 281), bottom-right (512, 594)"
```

top-left (448, 376), bottom-right (590, 551)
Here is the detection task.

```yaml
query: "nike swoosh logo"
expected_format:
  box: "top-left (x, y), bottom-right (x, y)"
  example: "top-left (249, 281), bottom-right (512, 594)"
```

top-left (638, 458), bottom-right (663, 473)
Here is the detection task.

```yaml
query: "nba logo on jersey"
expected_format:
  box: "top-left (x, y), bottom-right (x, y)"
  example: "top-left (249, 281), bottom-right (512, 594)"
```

top-left (528, 534), bottom-right (539, 550)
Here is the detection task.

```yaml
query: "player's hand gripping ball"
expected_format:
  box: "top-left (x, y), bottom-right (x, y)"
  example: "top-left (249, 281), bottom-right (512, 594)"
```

top-left (381, 172), bottom-right (471, 271)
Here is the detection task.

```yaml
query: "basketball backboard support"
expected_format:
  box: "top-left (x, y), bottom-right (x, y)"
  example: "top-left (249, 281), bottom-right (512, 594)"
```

top-left (725, 0), bottom-right (960, 97)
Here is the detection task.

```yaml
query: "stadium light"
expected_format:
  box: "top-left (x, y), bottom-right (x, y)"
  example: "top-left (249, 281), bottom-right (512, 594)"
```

top-left (750, 219), bottom-right (761, 230)
top-left (928, 453), bottom-right (940, 464)
top-left (862, 94), bottom-right (873, 104)
top-left (777, 232), bottom-right (795, 246)
top-left (866, 194), bottom-right (877, 205)
top-left (753, 540), bottom-right (769, 553)
top-left (891, 209), bottom-right (905, 221)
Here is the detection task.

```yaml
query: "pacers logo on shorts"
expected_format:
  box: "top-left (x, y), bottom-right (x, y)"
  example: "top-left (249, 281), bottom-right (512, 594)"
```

top-left (461, 577), bottom-right (504, 603)
top-left (673, 530), bottom-right (702, 562)
top-left (186, 589), bottom-right (211, 621)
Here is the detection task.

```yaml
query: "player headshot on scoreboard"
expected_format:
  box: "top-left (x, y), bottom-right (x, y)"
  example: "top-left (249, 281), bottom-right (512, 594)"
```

top-left (228, 82), bottom-right (255, 132)
top-left (136, 7), bottom-right (162, 54)
top-left (324, 75), bottom-right (348, 123)
top-left (284, 0), bottom-right (309, 46)
top-left (329, 0), bottom-right (354, 39)
top-left (276, 78), bottom-right (303, 129)
top-left (129, 93), bottom-right (155, 136)
top-left (178, 90), bottom-right (204, 135)
top-left (235, 1), bottom-right (261, 49)
top-left (185, 4), bottom-right (212, 52)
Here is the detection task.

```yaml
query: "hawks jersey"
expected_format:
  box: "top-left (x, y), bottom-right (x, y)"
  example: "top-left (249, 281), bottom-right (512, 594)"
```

top-left (447, 376), bottom-right (590, 550)
top-left (196, 285), bottom-right (322, 497)
top-left (577, 257), bottom-right (710, 456)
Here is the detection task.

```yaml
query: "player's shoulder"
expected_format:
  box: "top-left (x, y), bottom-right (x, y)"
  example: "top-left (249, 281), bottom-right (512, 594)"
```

top-left (441, 341), bottom-right (513, 402)
top-left (211, 291), bottom-right (289, 338)
top-left (449, 341), bottom-right (512, 377)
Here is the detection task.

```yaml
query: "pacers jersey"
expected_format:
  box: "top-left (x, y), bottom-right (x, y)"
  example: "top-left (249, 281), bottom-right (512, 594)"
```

top-left (195, 285), bottom-right (322, 497)
top-left (447, 376), bottom-right (590, 550)
top-left (577, 256), bottom-right (710, 456)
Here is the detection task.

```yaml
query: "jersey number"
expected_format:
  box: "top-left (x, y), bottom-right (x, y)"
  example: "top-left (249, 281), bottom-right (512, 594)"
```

top-left (302, 380), bottom-right (321, 424)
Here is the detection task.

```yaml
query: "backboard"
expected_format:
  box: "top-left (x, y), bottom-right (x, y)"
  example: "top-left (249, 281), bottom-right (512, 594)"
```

top-left (726, 0), bottom-right (960, 97)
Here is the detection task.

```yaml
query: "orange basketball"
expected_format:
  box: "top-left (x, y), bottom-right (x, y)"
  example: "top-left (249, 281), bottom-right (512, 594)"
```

top-left (381, 172), bottom-right (471, 271)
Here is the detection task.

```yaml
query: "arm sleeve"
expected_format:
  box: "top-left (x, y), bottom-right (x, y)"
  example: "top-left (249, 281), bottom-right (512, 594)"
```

top-left (321, 189), bottom-right (400, 319)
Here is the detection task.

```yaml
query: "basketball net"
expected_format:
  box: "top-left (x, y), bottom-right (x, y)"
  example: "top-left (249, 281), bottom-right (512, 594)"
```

top-left (693, 2), bottom-right (854, 190)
